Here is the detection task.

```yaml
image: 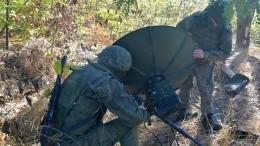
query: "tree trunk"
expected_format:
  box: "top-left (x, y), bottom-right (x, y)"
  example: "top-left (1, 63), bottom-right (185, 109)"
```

top-left (235, 0), bottom-right (257, 51)
top-left (236, 16), bottom-right (253, 50)
top-left (6, 0), bottom-right (9, 50)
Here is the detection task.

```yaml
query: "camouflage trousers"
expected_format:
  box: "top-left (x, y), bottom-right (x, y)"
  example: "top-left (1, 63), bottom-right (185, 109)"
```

top-left (47, 119), bottom-right (139, 146)
top-left (179, 63), bottom-right (215, 115)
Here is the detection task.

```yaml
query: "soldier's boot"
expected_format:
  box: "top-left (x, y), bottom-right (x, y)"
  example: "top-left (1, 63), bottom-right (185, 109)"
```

top-left (203, 113), bottom-right (223, 131)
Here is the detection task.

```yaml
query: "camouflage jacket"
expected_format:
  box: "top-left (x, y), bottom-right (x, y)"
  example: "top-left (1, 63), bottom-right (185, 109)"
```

top-left (176, 11), bottom-right (232, 65)
top-left (52, 60), bottom-right (148, 137)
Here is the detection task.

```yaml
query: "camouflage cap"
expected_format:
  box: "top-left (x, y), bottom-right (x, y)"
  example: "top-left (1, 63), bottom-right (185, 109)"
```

top-left (98, 45), bottom-right (132, 72)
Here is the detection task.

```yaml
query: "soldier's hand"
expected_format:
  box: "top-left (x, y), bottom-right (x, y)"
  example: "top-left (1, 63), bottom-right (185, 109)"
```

top-left (193, 49), bottom-right (204, 59)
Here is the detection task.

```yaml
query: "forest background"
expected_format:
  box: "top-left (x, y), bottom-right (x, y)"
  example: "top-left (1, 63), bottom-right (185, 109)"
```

top-left (0, 0), bottom-right (259, 146)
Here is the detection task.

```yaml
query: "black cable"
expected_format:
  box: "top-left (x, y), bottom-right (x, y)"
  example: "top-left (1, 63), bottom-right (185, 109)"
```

top-left (144, 116), bottom-right (163, 146)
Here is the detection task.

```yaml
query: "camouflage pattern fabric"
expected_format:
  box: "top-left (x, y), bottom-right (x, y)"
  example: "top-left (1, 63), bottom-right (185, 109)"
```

top-left (47, 59), bottom-right (147, 146)
top-left (98, 45), bottom-right (132, 72)
top-left (176, 5), bottom-right (232, 115)
top-left (204, 0), bottom-right (232, 26)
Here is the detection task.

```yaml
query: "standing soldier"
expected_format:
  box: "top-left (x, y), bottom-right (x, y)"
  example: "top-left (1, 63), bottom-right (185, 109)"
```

top-left (176, 0), bottom-right (232, 131)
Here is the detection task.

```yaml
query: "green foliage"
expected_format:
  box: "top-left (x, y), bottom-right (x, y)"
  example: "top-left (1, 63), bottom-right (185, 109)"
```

top-left (70, 65), bottom-right (82, 71)
top-left (0, 0), bottom-right (210, 46)
top-left (230, 0), bottom-right (258, 28)
top-left (251, 1), bottom-right (259, 44)
top-left (251, 15), bottom-right (260, 45)
top-left (1, 0), bottom-right (257, 52)
top-left (223, 1), bottom-right (235, 23)
top-left (106, 0), bottom-right (208, 40)
top-left (0, 2), bottom-right (5, 28)
top-left (53, 60), bottom-right (62, 75)
top-left (43, 88), bottom-right (51, 98)
top-left (235, 0), bottom-right (255, 20)
top-left (63, 64), bottom-right (71, 76)
top-left (53, 60), bottom-right (70, 76)
top-left (113, 0), bottom-right (137, 16)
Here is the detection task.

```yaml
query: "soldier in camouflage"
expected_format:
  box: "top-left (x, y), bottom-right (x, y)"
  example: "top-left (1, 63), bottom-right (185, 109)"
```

top-left (176, 0), bottom-right (232, 131)
top-left (46, 45), bottom-right (148, 146)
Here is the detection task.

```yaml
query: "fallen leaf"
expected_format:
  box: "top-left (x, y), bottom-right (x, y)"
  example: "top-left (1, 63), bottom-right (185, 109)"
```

top-left (0, 132), bottom-right (6, 141)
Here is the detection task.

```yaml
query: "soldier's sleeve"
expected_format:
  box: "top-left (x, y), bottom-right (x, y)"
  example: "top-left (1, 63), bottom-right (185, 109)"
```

top-left (93, 76), bottom-right (148, 127)
top-left (203, 24), bottom-right (232, 62)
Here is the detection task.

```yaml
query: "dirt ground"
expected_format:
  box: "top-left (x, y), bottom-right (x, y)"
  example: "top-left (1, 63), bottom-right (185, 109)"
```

top-left (0, 43), bottom-right (259, 146)
top-left (138, 46), bottom-right (260, 146)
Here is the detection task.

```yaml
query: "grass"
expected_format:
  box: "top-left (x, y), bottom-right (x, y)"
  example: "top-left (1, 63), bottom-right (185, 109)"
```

top-left (0, 42), bottom-right (259, 146)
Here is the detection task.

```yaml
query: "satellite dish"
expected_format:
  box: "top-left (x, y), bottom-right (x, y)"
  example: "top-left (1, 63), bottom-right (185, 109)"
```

top-left (114, 26), bottom-right (196, 94)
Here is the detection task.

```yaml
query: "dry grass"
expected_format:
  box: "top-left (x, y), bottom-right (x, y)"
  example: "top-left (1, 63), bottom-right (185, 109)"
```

top-left (136, 46), bottom-right (260, 146)
top-left (0, 43), bottom-right (259, 146)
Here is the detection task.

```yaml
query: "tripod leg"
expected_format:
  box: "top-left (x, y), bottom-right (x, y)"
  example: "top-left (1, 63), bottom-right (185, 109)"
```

top-left (156, 114), bottom-right (204, 146)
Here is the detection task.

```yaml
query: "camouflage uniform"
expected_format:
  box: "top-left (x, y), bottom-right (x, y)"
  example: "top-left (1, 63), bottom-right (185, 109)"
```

top-left (47, 45), bottom-right (148, 146)
top-left (176, 1), bottom-right (232, 118)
